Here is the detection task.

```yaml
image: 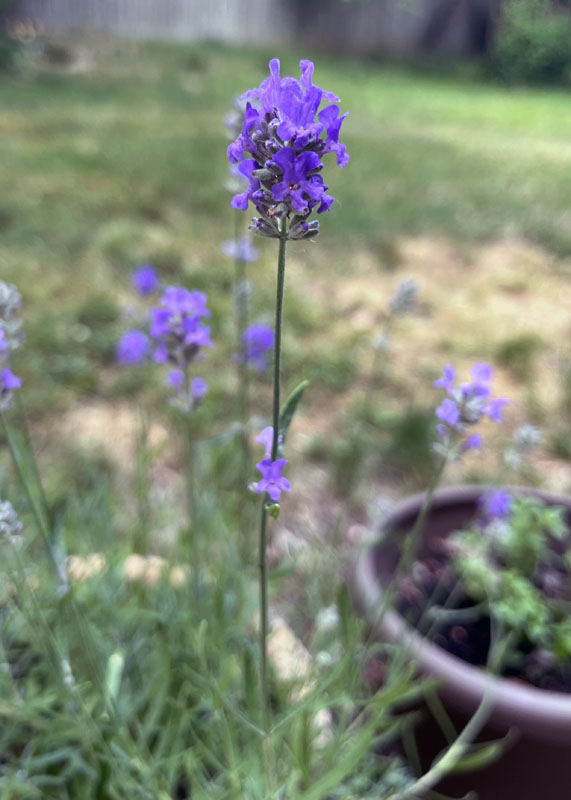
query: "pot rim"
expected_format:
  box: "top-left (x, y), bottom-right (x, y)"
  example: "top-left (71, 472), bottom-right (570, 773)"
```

top-left (351, 484), bottom-right (571, 740)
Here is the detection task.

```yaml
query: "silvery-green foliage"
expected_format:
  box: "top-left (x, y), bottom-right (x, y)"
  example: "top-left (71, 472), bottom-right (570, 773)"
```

top-left (452, 495), bottom-right (571, 664)
top-left (388, 278), bottom-right (418, 317)
top-left (504, 423), bottom-right (542, 469)
top-left (0, 280), bottom-right (24, 351)
top-left (0, 498), bottom-right (22, 544)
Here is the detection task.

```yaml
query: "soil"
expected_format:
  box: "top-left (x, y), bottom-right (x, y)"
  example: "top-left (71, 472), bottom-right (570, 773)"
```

top-left (394, 548), bottom-right (571, 694)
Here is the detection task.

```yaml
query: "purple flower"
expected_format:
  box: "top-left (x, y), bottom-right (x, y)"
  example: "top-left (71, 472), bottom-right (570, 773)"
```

top-left (486, 397), bottom-right (509, 423)
top-left (191, 377), bottom-right (208, 400)
top-left (317, 103), bottom-right (349, 167)
top-left (150, 287), bottom-right (213, 367)
top-left (470, 362), bottom-right (493, 383)
top-left (254, 458), bottom-right (291, 502)
top-left (169, 368), bottom-right (185, 389)
top-left (116, 286), bottom-right (213, 412)
top-left (230, 160), bottom-right (261, 212)
top-left (1, 369), bottom-right (21, 391)
top-left (462, 433), bottom-right (482, 451)
top-left (271, 148), bottom-right (329, 215)
top-left (433, 365), bottom-right (456, 393)
top-left (151, 287), bottom-right (211, 333)
top-left (241, 324), bottom-right (274, 372)
top-left (255, 426), bottom-right (283, 458)
top-left (228, 58), bottom-right (349, 240)
top-left (435, 398), bottom-right (460, 428)
top-left (168, 370), bottom-right (208, 410)
top-left (221, 236), bottom-right (259, 263)
top-left (0, 329), bottom-right (8, 353)
top-left (480, 489), bottom-right (513, 520)
top-left (433, 362), bottom-right (508, 454)
top-left (132, 265), bottom-right (159, 296)
top-left (142, 286), bottom-right (214, 412)
top-left (116, 330), bottom-right (149, 364)
top-left (0, 367), bottom-right (21, 409)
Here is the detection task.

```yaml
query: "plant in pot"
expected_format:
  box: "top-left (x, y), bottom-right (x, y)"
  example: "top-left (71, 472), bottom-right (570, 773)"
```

top-left (352, 363), bottom-right (571, 800)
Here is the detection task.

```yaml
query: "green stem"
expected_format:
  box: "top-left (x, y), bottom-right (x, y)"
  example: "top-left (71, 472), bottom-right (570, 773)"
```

top-left (186, 434), bottom-right (200, 605)
top-left (362, 317), bottom-right (392, 416)
top-left (385, 628), bottom-right (516, 800)
top-left (133, 408), bottom-right (152, 554)
top-left (398, 451), bottom-right (448, 576)
top-left (258, 498), bottom-right (269, 730)
top-left (233, 215), bottom-right (254, 566)
top-left (1, 409), bottom-right (66, 588)
top-left (271, 232), bottom-right (287, 461)
top-left (14, 391), bottom-right (50, 528)
top-left (361, 448), bottom-right (450, 658)
top-left (258, 224), bottom-right (287, 736)
top-left (234, 214), bottom-right (251, 457)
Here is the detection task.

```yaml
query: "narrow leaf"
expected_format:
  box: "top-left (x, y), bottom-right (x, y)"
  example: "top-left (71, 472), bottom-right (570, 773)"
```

top-left (279, 380), bottom-right (309, 451)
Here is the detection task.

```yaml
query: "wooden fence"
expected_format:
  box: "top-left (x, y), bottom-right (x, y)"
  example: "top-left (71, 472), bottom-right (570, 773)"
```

top-left (9, 0), bottom-right (501, 56)
top-left (10, 0), bottom-right (295, 44)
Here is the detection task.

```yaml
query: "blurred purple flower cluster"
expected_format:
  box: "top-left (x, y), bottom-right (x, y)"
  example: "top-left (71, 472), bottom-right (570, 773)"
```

top-left (132, 264), bottom-right (160, 296)
top-left (239, 323), bottom-right (274, 372)
top-left (434, 363), bottom-right (508, 453)
top-left (228, 59), bottom-right (349, 240)
top-left (117, 273), bottom-right (213, 412)
top-left (221, 236), bottom-right (259, 264)
top-left (479, 488), bottom-right (513, 520)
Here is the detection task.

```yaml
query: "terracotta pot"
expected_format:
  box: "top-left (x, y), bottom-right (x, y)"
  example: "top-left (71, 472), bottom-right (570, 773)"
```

top-left (351, 485), bottom-right (571, 800)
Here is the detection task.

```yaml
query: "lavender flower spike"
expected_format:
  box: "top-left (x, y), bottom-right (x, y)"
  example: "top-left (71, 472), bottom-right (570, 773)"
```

top-left (147, 287), bottom-right (213, 412)
top-left (150, 287), bottom-right (213, 366)
top-left (433, 362), bottom-right (508, 457)
top-left (228, 58), bottom-right (349, 241)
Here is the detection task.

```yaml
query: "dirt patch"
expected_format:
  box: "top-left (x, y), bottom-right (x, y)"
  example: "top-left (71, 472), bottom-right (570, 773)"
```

top-left (49, 400), bottom-right (176, 477)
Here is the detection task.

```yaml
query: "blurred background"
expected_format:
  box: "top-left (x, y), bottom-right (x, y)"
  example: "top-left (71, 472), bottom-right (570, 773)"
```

top-left (1, 0), bottom-right (571, 548)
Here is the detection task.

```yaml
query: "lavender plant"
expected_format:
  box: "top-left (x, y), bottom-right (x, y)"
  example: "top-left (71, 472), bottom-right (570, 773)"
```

top-left (398, 362), bottom-right (508, 570)
top-left (118, 285), bottom-right (213, 412)
top-left (228, 57), bottom-right (349, 732)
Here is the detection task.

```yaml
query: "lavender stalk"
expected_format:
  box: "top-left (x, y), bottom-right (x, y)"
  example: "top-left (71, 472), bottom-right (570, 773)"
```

top-left (227, 58), bottom-right (349, 750)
